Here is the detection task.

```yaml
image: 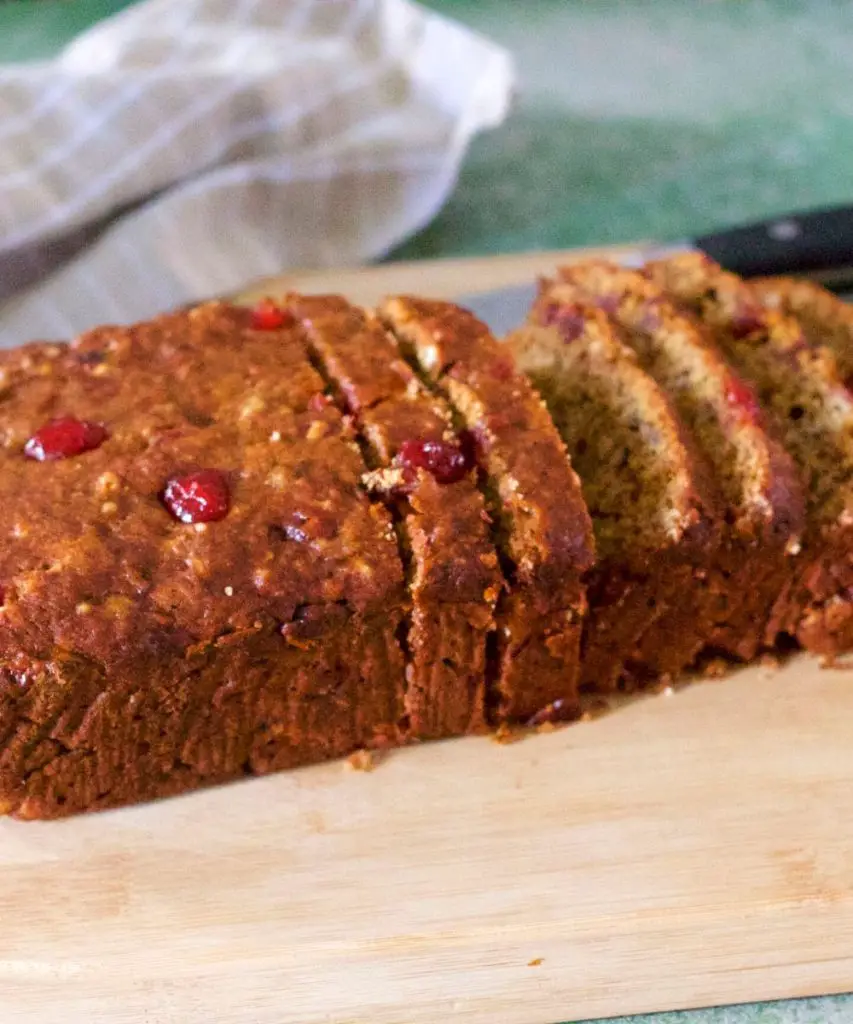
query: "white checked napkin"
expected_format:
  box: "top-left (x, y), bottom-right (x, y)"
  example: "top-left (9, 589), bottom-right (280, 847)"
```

top-left (0, 0), bottom-right (513, 347)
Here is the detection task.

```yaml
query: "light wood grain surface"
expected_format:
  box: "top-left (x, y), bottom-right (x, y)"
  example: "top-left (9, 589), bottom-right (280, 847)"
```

top-left (237, 244), bottom-right (643, 307)
top-left (3, 659), bottom-right (853, 1024)
top-left (5, 248), bottom-right (853, 1024)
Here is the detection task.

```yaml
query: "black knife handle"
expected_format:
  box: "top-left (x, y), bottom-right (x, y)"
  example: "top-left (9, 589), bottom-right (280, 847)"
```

top-left (696, 206), bottom-right (853, 279)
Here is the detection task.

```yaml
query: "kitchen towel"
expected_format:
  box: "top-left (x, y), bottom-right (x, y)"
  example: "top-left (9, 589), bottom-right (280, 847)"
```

top-left (0, 0), bottom-right (513, 347)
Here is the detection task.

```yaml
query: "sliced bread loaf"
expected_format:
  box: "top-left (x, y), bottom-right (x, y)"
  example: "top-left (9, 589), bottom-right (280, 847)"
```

top-left (534, 261), bottom-right (805, 659)
top-left (508, 303), bottom-right (722, 689)
top-left (649, 253), bottom-right (853, 655)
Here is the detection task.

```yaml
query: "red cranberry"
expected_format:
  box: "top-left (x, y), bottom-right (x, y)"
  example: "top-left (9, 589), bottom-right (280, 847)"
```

top-left (161, 469), bottom-right (230, 523)
top-left (541, 303), bottom-right (560, 326)
top-left (489, 356), bottom-right (515, 380)
top-left (594, 293), bottom-right (620, 315)
top-left (250, 299), bottom-right (294, 331)
top-left (396, 436), bottom-right (476, 485)
top-left (544, 303), bottom-right (587, 343)
top-left (729, 304), bottom-right (766, 339)
top-left (725, 375), bottom-right (763, 424)
top-left (24, 417), bottom-right (108, 461)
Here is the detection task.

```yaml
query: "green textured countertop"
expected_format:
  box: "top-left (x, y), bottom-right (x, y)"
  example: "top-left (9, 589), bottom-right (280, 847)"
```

top-left (3, 3), bottom-right (853, 1022)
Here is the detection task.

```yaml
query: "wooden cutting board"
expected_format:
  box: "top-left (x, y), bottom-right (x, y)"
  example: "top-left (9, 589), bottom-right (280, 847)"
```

top-left (5, 247), bottom-right (853, 1024)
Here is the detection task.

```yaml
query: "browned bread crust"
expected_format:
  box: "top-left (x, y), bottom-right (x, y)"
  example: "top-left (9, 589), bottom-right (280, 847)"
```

top-left (285, 294), bottom-right (501, 740)
top-left (648, 254), bottom-right (853, 655)
top-left (379, 297), bottom-right (595, 725)
top-left (0, 303), bottom-right (407, 818)
top-left (537, 261), bottom-right (805, 659)
top-left (510, 304), bottom-right (723, 689)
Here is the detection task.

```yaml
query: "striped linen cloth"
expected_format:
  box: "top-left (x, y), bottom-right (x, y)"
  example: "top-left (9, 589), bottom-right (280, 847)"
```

top-left (0, 0), bottom-right (513, 347)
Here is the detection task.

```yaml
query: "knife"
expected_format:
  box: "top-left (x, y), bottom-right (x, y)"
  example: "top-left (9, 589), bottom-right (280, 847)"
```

top-left (645, 205), bottom-right (853, 287)
top-left (460, 205), bottom-right (853, 336)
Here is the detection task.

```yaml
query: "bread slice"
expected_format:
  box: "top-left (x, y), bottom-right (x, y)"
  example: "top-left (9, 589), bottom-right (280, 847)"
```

top-left (508, 303), bottom-right (722, 689)
top-left (648, 254), bottom-right (853, 655)
top-left (534, 261), bottom-right (805, 659)
top-left (379, 297), bottom-right (595, 725)
top-left (286, 294), bottom-right (501, 740)
top-left (0, 302), bottom-right (407, 818)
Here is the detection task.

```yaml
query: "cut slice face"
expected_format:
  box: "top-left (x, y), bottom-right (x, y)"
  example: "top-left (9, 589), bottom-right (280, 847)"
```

top-left (509, 303), bottom-right (722, 689)
top-left (286, 294), bottom-right (502, 741)
top-left (648, 253), bottom-right (853, 655)
top-left (379, 297), bottom-right (594, 725)
top-left (533, 260), bottom-right (805, 659)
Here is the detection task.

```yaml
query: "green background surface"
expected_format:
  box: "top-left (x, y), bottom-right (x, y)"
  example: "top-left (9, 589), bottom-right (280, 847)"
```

top-left (2, 3), bottom-right (853, 1023)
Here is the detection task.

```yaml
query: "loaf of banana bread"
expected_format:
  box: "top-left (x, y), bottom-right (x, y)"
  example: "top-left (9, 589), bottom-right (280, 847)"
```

top-left (6, 262), bottom-right (853, 821)
top-left (0, 302), bottom-right (409, 818)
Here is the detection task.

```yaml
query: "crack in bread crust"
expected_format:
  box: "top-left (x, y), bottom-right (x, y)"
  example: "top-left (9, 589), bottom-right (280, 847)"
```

top-left (287, 294), bottom-right (500, 740)
top-left (380, 297), bottom-right (594, 724)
